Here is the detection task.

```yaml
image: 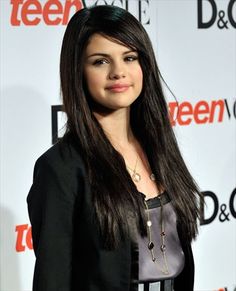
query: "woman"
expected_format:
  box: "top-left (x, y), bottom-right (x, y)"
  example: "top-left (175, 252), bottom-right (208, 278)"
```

top-left (27, 5), bottom-right (201, 291)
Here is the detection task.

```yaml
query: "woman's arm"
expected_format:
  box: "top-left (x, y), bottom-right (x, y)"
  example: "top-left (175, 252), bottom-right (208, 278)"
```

top-left (27, 150), bottom-right (84, 291)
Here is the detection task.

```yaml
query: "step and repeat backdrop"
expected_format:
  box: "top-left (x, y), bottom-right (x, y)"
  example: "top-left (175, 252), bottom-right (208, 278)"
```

top-left (1, 0), bottom-right (236, 290)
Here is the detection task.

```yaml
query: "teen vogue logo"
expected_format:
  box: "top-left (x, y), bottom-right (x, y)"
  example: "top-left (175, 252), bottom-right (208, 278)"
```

top-left (198, 0), bottom-right (236, 29)
top-left (169, 98), bottom-right (236, 127)
top-left (10, 0), bottom-right (150, 26)
top-left (15, 224), bottom-right (32, 252)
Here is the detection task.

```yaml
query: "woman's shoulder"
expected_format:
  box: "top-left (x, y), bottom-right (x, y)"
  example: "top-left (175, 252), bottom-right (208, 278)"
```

top-left (34, 133), bottom-right (86, 178)
top-left (28, 134), bottom-right (87, 205)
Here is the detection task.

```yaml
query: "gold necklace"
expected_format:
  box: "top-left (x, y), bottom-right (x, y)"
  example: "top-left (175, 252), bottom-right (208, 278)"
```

top-left (143, 196), bottom-right (169, 275)
top-left (126, 156), bottom-right (156, 183)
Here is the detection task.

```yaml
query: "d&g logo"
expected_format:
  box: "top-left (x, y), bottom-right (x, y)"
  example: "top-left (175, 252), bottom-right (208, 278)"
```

top-left (200, 188), bottom-right (236, 225)
top-left (198, 0), bottom-right (236, 29)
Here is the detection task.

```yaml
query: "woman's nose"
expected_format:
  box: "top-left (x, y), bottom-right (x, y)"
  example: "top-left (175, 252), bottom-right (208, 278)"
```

top-left (108, 62), bottom-right (126, 79)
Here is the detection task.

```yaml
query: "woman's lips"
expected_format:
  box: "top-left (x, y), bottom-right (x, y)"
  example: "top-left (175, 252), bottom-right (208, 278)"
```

top-left (106, 84), bottom-right (130, 93)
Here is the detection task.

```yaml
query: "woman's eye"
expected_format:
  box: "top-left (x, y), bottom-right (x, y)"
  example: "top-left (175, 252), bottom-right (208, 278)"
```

top-left (125, 55), bottom-right (138, 62)
top-left (93, 59), bottom-right (109, 66)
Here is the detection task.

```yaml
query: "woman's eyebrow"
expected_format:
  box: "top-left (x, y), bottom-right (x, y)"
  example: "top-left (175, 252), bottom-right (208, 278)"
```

top-left (86, 50), bottom-right (137, 59)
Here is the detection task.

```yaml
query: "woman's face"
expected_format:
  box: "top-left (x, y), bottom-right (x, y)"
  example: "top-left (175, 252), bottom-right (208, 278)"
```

top-left (83, 33), bottom-right (143, 112)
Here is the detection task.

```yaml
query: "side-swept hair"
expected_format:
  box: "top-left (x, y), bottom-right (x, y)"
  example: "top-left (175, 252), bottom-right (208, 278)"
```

top-left (60, 5), bottom-right (201, 249)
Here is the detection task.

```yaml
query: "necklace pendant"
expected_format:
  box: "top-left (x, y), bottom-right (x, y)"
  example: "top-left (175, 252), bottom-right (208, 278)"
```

top-left (148, 241), bottom-right (154, 250)
top-left (160, 244), bottom-right (166, 252)
top-left (147, 220), bottom-right (152, 227)
top-left (150, 249), bottom-right (156, 262)
top-left (150, 173), bottom-right (156, 181)
top-left (132, 172), bottom-right (141, 182)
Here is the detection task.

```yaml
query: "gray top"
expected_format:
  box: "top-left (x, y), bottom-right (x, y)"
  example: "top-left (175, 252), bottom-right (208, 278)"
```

top-left (138, 191), bottom-right (185, 283)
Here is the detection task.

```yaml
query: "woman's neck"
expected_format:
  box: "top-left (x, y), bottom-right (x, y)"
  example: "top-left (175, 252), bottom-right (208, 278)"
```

top-left (93, 108), bottom-right (135, 148)
top-left (93, 108), bottom-right (162, 198)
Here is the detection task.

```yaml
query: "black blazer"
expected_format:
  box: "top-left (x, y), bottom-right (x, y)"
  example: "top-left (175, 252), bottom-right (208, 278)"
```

top-left (27, 136), bottom-right (195, 291)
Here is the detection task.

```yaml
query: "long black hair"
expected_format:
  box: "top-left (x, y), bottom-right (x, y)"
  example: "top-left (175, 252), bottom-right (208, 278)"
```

top-left (60, 5), bottom-right (201, 249)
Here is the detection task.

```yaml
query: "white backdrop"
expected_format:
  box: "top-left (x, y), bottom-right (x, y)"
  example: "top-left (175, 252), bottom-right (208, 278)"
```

top-left (0, 0), bottom-right (235, 290)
